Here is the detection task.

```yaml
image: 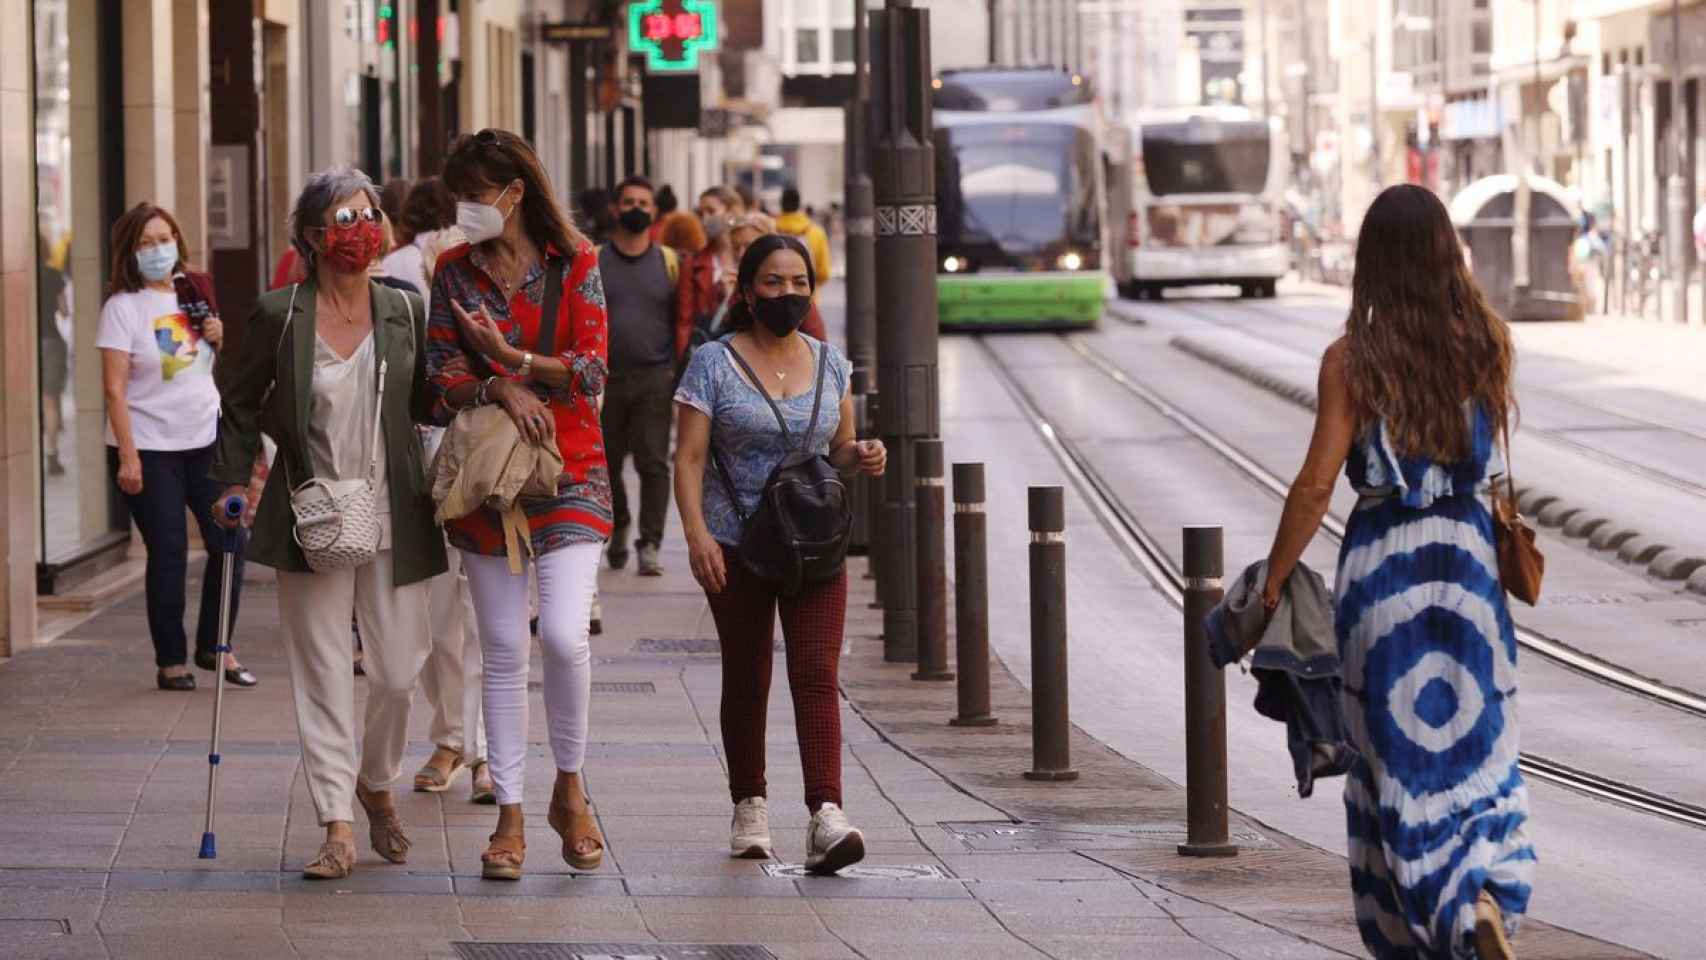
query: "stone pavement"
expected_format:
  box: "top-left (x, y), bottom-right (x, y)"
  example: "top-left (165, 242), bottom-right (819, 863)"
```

top-left (0, 541), bottom-right (1645, 959)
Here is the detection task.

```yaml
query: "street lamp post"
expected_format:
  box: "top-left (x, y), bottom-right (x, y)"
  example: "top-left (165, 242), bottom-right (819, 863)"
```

top-left (1666, 0), bottom-right (1689, 325)
top-left (845, 0), bottom-right (877, 552)
top-left (869, 0), bottom-right (941, 663)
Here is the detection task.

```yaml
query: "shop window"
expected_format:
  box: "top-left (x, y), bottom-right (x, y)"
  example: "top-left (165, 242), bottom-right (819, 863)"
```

top-left (33, 0), bottom-right (128, 575)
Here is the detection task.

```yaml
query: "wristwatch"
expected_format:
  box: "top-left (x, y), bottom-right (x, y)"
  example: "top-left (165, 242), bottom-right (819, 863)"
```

top-left (518, 351), bottom-right (534, 378)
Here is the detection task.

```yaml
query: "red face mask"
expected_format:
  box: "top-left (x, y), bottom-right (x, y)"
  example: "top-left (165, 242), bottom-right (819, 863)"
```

top-left (319, 220), bottom-right (384, 273)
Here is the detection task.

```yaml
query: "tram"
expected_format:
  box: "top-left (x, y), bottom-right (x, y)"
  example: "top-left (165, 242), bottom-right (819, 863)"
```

top-left (932, 68), bottom-right (1121, 330)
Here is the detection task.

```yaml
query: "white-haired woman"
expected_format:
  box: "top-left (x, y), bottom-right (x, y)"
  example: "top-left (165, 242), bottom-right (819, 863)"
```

top-left (212, 167), bottom-right (447, 879)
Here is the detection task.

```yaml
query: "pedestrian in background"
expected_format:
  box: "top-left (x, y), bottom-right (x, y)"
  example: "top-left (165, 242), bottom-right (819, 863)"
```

top-left (428, 128), bottom-right (610, 880)
top-left (1258, 183), bottom-right (1530, 960)
top-left (677, 186), bottom-right (741, 368)
top-left (599, 175), bottom-right (689, 577)
top-left (775, 186), bottom-right (833, 286)
top-left (213, 167), bottom-right (445, 880)
top-left (673, 234), bottom-right (886, 873)
top-left (96, 201), bottom-right (255, 692)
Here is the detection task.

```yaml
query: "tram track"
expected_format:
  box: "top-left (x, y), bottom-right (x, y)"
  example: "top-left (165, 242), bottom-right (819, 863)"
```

top-left (976, 332), bottom-right (1706, 832)
top-left (1152, 295), bottom-right (1706, 502)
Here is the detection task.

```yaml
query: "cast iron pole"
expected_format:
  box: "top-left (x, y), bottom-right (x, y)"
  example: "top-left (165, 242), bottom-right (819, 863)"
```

top-left (1666, 0), bottom-right (1689, 325)
top-left (846, 0), bottom-right (877, 552)
top-left (870, 0), bottom-right (940, 664)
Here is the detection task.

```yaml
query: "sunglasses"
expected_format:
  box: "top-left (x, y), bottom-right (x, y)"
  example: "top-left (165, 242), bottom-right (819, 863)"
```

top-left (327, 207), bottom-right (381, 228)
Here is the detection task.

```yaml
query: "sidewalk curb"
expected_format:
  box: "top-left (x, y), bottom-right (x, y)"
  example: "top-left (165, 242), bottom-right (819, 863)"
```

top-left (1169, 334), bottom-right (1706, 595)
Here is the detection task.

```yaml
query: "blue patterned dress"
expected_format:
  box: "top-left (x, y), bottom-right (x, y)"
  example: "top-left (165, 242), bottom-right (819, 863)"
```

top-left (1336, 405), bottom-right (1535, 959)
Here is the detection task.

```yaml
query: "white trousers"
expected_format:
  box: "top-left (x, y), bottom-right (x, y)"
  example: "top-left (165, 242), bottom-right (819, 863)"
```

top-left (276, 550), bottom-right (431, 824)
top-left (463, 543), bottom-right (601, 806)
top-left (420, 547), bottom-right (487, 763)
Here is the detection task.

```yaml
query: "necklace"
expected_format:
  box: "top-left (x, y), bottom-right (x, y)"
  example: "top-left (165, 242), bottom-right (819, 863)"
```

top-left (322, 288), bottom-right (366, 325)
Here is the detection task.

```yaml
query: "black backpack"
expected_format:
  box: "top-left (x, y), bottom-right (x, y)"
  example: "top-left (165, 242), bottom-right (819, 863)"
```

top-left (712, 339), bottom-right (853, 597)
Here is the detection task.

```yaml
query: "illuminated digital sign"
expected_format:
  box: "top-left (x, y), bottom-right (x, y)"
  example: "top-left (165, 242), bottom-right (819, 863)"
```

top-left (627, 0), bottom-right (719, 73)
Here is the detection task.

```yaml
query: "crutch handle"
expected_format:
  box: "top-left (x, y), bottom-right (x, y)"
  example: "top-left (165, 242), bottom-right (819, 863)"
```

top-left (219, 495), bottom-right (245, 552)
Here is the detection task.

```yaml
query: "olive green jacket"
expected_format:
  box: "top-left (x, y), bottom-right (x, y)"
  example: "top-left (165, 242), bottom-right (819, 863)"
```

top-left (211, 278), bottom-right (448, 586)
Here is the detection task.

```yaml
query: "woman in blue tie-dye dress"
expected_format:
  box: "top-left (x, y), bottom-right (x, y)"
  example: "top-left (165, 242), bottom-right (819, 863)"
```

top-left (1260, 184), bottom-right (1533, 959)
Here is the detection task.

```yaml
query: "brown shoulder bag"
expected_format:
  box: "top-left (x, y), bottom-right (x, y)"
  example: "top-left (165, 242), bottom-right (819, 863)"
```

top-left (1492, 423), bottom-right (1544, 605)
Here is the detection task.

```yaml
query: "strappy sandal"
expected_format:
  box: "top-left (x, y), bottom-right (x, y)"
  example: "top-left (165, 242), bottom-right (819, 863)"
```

top-left (302, 840), bottom-right (355, 880)
top-left (413, 749), bottom-right (467, 793)
top-left (481, 832), bottom-right (526, 881)
top-left (356, 785), bottom-right (411, 864)
top-left (548, 788), bottom-right (605, 872)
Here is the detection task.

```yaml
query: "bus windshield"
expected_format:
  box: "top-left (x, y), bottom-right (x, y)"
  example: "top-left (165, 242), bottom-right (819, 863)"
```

top-left (1140, 119), bottom-right (1270, 196)
top-left (936, 123), bottom-right (1098, 256)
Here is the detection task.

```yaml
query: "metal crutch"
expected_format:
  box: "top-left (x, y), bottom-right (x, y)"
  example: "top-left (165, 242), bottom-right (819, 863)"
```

top-left (199, 495), bottom-right (247, 859)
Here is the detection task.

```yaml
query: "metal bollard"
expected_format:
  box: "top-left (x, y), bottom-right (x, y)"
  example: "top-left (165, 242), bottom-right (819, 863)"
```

top-left (865, 392), bottom-right (885, 605)
top-left (913, 440), bottom-right (954, 681)
top-left (950, 463), bottom-right (997, 726)
top-left (1024, 486), bottom-right (1077, 781)
top-left (1178, 525), bottom-right (1237, 857)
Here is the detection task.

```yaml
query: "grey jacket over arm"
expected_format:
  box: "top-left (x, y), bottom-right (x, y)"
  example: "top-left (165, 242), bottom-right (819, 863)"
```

top-left (1205, 560), bottom-right (1355, 798)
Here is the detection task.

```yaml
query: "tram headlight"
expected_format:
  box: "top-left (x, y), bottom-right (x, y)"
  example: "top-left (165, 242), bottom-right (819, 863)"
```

top-left (942, 255), bottom-right (968, 273)
top-left (1055, 251), bottom-right (1084, 271)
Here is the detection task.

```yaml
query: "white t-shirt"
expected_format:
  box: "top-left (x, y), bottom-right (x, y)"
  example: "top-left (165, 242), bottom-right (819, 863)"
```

top-left (95, 287), bottom-right (220, 451)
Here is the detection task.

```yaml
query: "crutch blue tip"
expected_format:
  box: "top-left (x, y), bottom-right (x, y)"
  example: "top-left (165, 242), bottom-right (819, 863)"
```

top-left (221, 496), bottom-right (245, 520)
top-left (198, 833), bottom-right (217, 859)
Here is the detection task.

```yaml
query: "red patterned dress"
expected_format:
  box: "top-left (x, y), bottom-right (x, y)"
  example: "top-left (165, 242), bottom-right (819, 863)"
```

top-left (425, 241), bottom-right (613, 555)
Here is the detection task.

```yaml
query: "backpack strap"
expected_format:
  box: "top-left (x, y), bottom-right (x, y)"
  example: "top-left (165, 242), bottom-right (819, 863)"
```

top-left (661, 245), bottom-right (679, 286)
top-left (720, 339), bottom-right (796, 448)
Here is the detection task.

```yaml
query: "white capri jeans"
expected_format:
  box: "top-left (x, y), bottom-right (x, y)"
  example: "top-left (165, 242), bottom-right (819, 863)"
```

top-left (420, 547), bottom-right (486, 763)
top-left (462, 542), bottom-right (601, 806)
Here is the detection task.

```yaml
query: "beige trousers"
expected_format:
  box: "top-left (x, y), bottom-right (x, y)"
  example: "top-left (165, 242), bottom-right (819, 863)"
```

top-left (420, 547), bottom-right (486, 762)
top-left (276, 550), bottom-right (431, 825)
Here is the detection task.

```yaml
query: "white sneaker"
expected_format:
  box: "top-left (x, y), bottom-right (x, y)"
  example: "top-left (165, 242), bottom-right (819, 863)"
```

top-left (804, 802), bottom-right (865, 875)
top-left (730, 797), bottom-right (773, 859)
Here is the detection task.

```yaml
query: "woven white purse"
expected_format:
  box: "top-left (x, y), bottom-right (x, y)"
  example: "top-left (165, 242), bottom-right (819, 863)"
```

top-left (264, 284), bottom-right (409, 573)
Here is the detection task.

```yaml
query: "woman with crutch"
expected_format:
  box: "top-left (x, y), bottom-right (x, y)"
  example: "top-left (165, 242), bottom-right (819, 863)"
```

top-left (212, 167), bottom-right (446, 879)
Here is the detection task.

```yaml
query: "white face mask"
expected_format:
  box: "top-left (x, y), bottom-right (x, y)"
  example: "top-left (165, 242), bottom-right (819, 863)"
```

top-left (456, 184), bottom-right (515, 245)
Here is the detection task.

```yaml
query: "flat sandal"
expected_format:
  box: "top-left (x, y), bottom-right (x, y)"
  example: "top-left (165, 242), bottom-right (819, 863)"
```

top-left (357, 786), bottom-right (411, 864)
top-left (302, 840), bottom-right (355, 880)
top-left (481, 832), bottom-right (525, 881)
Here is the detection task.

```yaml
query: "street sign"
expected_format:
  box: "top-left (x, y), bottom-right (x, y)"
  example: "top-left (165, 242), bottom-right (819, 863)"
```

top-left (541, 22), bottom-right (613, 43)
top-left (627, 0), bottom-right (720, 73)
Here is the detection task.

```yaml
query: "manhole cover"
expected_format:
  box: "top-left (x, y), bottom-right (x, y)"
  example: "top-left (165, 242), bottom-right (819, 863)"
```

top-left (453, 946), bottom-right (774, 960)
top-left (760, 863), bottom-right (950, 880)
top-left (940, 821), bottom-right (1270, 852)
top-left (634, 637), bottom-right (721, 654)
top-left (591, 682), bottom-right (656, 694)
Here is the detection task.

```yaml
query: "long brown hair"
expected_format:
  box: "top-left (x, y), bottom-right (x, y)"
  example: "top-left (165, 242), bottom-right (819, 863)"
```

top-left (1344, 184), bottom-right (1515, 462)
top-left (443, 128), bottom-right (586, 254)
top-left (108, 202), bottom-right (189, 295)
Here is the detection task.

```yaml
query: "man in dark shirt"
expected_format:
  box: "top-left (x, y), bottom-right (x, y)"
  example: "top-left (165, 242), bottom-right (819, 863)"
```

top-left (599, 175), bottom-right (687, 575)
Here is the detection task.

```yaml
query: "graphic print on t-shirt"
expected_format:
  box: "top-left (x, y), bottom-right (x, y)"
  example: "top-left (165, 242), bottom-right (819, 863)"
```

top-left (152, 312), bottom-right (207, 381)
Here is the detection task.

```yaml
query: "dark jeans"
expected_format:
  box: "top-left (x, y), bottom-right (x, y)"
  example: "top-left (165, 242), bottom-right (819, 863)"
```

top-left (602, 364), bottom-right (674, 549)
top-left (109, 442), bottom-right (247, 669)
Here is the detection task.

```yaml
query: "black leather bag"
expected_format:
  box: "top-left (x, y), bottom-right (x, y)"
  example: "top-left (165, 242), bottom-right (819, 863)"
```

top-left (712, 340), bottom-right (852, 597)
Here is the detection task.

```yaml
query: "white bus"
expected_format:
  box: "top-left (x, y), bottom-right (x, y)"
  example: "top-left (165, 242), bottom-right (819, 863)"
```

top-left (1121, 106), bottom-right (1289, 300)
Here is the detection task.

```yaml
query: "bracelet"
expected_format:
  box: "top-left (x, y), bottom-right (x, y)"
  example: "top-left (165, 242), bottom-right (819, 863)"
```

top-left (518, 351), bottom-right (534, 379)
top-left (477, 376), bottom-right (498, 406)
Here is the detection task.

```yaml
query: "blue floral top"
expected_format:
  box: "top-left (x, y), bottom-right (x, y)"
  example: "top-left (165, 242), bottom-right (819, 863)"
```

top-left (673, 335), bottom-right (851, 546)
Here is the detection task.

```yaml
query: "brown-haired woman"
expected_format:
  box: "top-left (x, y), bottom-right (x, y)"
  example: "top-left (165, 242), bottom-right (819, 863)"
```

top-left (1259, 184), bottom-right (1531, 960)
top-left (95, 202), bottom-right (254, 691)
top-left (425, 128), bottom-right (611, 880)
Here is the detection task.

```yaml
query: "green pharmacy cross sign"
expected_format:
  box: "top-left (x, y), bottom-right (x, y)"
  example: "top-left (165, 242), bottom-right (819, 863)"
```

top-left (628, 0), bottom-right (719, 73)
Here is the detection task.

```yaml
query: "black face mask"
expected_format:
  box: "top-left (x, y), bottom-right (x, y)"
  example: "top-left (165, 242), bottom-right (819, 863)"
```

top-left (753, 293), bottom-right (812, 338)
top-left (618, 208), bottom-right (653, 235)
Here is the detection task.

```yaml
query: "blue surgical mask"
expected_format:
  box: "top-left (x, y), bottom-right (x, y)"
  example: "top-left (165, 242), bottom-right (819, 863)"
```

top-left (136, 242), bottom-right (178, 283)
